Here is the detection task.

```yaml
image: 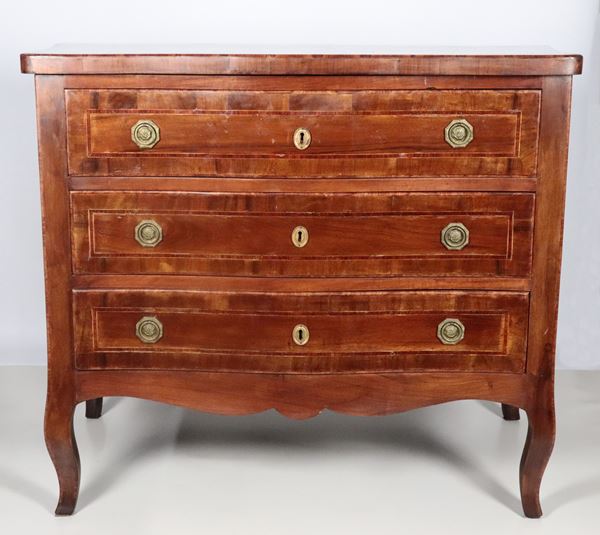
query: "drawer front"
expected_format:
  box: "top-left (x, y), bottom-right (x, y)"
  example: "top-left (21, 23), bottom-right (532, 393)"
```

top-left (73, 290), bottom-right (529, 373)
top-left (66, 88), bottom-right (540, 177)
top-left (71, 192), bottom-right (534, 278)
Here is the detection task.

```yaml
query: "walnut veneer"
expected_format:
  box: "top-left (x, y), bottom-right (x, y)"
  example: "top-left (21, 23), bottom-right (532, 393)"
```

top-left (21, 50), bottom-right (582, 517)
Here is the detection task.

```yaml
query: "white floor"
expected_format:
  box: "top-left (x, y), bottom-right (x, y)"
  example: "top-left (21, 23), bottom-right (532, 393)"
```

top-left (0, 368), bottom-right (598, 535)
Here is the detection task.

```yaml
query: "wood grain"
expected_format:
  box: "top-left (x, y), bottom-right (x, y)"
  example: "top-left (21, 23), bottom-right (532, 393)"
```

top-left (516, 76), bottom-right (573, 518)
top-left (63, 74), bottom-right (546, 91)
top-left (73, 289), bottom-right (529, 374)
top-left (23, 52), bottom-right (579, 516)
top-left (75, 370), bottom-right (537, 420)
top-left (35, 76), bottom-right (80, 516)
top-left (87, 111), bottom-right (520, 156)
top-left (21, 52), bottom-right (583, 76)
top-left (68, 176), bottom-right (539, 193)
top-left (72, 275), bottom-right (531, 292)
top-left (71, 191), bottom-right (534, 278)
top-left (65, 87), bottom-right (540, 178)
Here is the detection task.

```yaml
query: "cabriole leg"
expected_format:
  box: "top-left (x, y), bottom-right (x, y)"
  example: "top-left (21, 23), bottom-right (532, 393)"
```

top-left (519, 388), bottom-right (555, 518)
top-left (44, 399), bottom-right (80, 515)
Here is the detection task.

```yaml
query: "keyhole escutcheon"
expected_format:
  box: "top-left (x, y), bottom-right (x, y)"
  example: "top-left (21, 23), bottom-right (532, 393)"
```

top-left (292, 324), bottom-right (310, 346)
top-left (291, 225), bottom-right (309, 248)
top-left (293, 127), bottom-right (312, 150)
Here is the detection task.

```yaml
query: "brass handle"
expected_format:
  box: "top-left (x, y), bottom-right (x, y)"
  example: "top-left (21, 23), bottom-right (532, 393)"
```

top-left (441, 222), bottom-right (469, 250)
top-left (291, 225), bottom-right (309, 248)
top-left (292, 324), bottom-right (310, 346)
top-left (437, 318), bottom-right (465, 345)
top-left (135, 220), bottom-right (163, 248)
top-left (445, 119), bottom-right (473, 148)
top-left (131, 119), bottom-right (160, 149)
top-left (136, 316), bottom-right (163, 344)
top-left (293, 127), bottom-right (312, 150)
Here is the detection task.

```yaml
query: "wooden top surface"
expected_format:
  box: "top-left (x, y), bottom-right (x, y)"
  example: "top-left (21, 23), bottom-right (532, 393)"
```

top-left (21, 45), bottom-right (582, 76)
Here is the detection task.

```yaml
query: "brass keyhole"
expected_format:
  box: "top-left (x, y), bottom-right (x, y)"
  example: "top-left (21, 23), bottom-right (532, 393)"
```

top-left (293, 127), bottom-right (312, 150)
top-left (291, 225), bottom-right (309, 248)
top-left (292, 324), bottom-right (310, 346)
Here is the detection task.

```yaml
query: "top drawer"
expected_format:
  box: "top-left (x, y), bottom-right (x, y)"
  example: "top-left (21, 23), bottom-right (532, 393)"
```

top-left (65, 88), bottom-right (540, 178)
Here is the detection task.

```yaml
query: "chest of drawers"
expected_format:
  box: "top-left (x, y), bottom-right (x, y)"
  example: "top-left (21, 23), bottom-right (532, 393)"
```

top-left (21, 49), bottom-right (582, 517)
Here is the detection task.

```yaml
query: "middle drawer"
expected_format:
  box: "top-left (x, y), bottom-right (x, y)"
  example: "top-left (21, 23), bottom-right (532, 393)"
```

top-left (71, 191), bottom-right (533, 278)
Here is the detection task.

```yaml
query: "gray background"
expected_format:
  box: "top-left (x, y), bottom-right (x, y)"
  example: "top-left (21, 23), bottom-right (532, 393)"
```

top-left (1, 0), bottom-right (598, 368)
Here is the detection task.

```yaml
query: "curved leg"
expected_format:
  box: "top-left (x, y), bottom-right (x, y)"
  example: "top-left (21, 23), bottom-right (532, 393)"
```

top-left (502, 403), bottom-right (520, 421)
top-left (519, 390), bottom-right (555, 518)
top-left (85, 398), bottom-right (103, 419)
top-left (44, 400), bottom-right (80, 515)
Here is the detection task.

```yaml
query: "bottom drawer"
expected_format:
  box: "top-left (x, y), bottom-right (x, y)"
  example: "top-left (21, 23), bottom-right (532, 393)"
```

top-left (73, 289), bottom-right (528, 374)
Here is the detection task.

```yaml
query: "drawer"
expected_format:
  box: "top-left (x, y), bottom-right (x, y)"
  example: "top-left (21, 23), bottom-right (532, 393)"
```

top-left (71, 192), bottom-right (534, 278)
top-left (73, 290), bottom-right (529, 373)
top-left (66, 88), bottom-right (540, 177)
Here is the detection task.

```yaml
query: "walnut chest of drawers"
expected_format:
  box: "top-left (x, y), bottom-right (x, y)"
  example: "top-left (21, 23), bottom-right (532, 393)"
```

top-left (21, 49), bottom-right (582, 517)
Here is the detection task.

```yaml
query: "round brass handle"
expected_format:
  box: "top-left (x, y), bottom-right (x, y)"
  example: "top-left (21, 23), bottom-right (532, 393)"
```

top-left (441, 222), bottom-right (469, 250)
top-left (292, 324), bottom-right (310, 346)
top-left (444, 118), bottom-right (474, 148)
top-left (291, 225), bottom-right (309, 248)
top-left (293, 127), bottom-right (312, 150)
top-left (131, 119), bottom-right (160, 149)
top-left (135, 220), bottom-right (163, 248)
top-left (437, 318), bottom-right (465, 345)
top-left (136, 316), bottom-right (163, 344)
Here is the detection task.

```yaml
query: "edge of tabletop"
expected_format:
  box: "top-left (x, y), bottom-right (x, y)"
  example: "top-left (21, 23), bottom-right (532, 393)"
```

top-left (19, 53), bottom-right (584, 76)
